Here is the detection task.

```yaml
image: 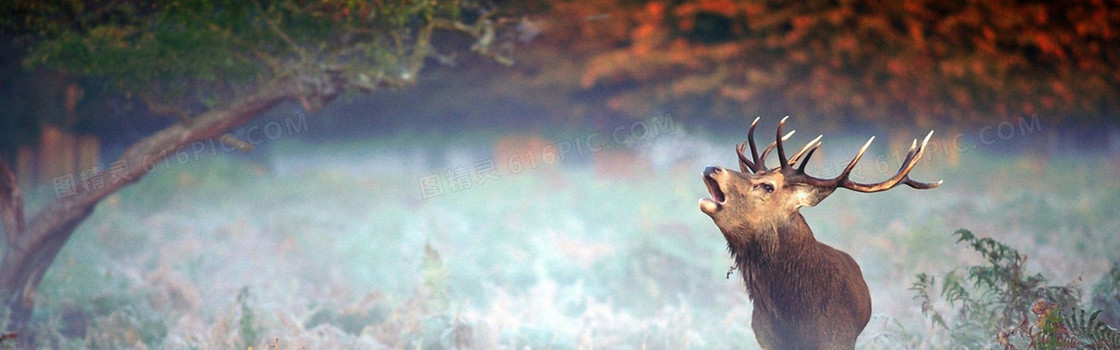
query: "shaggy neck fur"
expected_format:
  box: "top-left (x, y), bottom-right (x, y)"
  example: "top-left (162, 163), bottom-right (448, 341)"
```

top-left (729, 213), bottom-right (821, 310)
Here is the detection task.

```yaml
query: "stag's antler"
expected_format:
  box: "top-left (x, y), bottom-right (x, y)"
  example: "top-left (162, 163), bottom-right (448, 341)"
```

top-left (737, 117), bottom-right (942, 192)
top-left (795, 130), bottom-right (942, 192)
top-left (736, 117), bottom-right (762, 173)
top-left (738, 117), bottom-right (821, 174)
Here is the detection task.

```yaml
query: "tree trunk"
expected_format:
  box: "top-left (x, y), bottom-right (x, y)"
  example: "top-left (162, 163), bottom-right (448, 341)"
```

top-left (0, 203), bottom-right (93, 337)
top-left (0, 82), bottom-right (306, 344)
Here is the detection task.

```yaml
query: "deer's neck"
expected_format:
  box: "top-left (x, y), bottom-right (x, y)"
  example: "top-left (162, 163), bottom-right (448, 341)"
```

top-left (732, 213), bottom-right (817, 262)
top-left (731, 214), bottom-right (823, 296)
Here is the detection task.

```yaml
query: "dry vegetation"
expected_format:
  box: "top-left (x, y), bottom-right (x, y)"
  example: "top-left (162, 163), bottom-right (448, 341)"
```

top-left (4, 125), bottom-right (1118, 349)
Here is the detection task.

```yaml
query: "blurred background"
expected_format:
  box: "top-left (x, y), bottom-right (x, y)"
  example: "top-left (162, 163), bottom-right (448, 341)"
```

top-left (1, 0), bottom-right (1119, 348)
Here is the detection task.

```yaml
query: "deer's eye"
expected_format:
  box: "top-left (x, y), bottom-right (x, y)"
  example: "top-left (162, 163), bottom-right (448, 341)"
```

top-left (755, 183), bottom-right (775, 193)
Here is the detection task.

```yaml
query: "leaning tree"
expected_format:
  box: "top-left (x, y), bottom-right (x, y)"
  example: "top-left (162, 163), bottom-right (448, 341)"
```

top-left (0, 0), bottom-right (509, 341)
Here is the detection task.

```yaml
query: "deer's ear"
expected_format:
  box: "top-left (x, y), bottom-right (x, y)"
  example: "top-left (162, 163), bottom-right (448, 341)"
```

top-left (789, 183), bottom-right (835, 208)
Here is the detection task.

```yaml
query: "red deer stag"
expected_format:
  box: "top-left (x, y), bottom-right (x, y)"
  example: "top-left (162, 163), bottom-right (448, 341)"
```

top-left (699, 117), bottom-right (941, 349)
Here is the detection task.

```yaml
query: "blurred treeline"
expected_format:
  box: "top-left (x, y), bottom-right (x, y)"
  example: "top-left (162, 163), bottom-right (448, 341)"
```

top-left (2, 0), bottom-right (1119, 149)
top-left (491, 0), bottom-right (1120, 130)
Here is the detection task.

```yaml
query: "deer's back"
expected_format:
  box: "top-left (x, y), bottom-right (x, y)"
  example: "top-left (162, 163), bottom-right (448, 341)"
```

top-left (745, 242), bottom-right (871, 350)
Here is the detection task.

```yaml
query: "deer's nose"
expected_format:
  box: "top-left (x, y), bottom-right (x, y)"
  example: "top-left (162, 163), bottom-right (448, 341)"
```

top-left (704, 166), bottom-right (722, 176)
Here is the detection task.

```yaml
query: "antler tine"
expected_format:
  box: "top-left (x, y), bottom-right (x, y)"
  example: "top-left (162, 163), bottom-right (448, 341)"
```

top-left (790, 134), bottom-right (823, 165)
top-left (900, 131), bottom-right (943, 189)
top-left (747, 117), bottom-right (761, 168)
top-left (903, 178), bottom-right (943, 189)
top-left (895, 139), bottom-right (919, 173)
top-left (737, 142), bottom-right (756, 173)
top-left (837, 130), bottom-right (942, 192)
top-left (776, 116), bottom-right (791, 169)
top-left (759, 130), bottom-right (795, 170)
top-left (907, 136), bottom-right (944, 189)
top-left (797, 145), bottom-right (820, 173)
top-left (794, 135), bottom-right (873, 189)
top-left (837, 136), bottom-right (875, 182)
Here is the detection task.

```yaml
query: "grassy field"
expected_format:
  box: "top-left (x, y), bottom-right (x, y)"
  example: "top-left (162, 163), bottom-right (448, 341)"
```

top-left (15, 126), bottom-right (1120, 349)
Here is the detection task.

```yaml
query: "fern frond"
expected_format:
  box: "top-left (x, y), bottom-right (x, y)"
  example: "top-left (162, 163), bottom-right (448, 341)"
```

top-left (1064, 309), bottom-right (1120, 349)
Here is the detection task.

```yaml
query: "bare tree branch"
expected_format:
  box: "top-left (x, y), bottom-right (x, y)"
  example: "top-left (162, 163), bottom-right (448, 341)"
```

top-left (430, 14), bottom-right (514, 65)
top-left (219, 134), bottom-right (254, 152)
top-left (14, 82), bottom-right (300, 255)
top-left (410, 22), bottom-right (435, 74)
top-left (141, 94), bottom-right (192, 123)
top-left (253, 1), bottom-right (309, 63)
top-left (345, 70), bottom-right (415, 92)
top-left (141, 95), bottom-right (254, 153)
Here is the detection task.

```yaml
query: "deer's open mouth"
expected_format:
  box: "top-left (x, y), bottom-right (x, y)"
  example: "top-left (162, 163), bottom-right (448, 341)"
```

top-left (700, 167), bottom-right (725, 214)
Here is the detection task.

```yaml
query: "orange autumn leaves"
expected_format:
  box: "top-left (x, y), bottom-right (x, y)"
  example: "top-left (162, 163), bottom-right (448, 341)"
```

top-left (544, 0), bottom-right (1120, 125)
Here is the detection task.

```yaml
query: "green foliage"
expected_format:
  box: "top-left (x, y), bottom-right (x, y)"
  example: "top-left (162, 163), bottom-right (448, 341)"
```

top-left (5, 0), bottom-right (491, 109)
top-left (913, 229), bottom-right (1120, 349)
top-left (1042, 308), bottom-right (1120, 349)
top-left (420, 244), bottom-right (451, 311)
top-left (15, 1), bottom-right (261, 98)
top-left (237, 287), bottom-right (261, 348)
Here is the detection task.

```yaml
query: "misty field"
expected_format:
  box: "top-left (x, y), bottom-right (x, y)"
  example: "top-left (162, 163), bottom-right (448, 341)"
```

top-left (16, 124), bottom-right (1120, 349)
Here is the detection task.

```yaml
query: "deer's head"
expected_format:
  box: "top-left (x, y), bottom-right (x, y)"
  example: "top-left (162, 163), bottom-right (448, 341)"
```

top-left (700, 117), bottom-right (942, 249)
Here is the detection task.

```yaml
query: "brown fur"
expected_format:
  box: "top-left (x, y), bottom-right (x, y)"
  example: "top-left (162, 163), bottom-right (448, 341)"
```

top-left (701, 118), bottom-right (939, 349)
top-left (701, 168), bottom-right (871, 350)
